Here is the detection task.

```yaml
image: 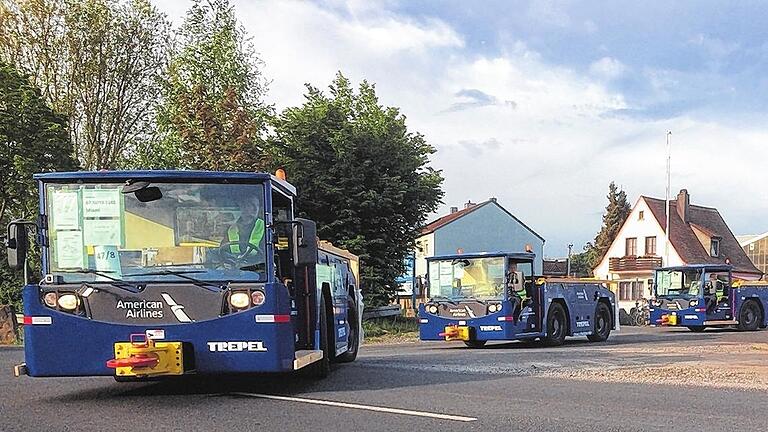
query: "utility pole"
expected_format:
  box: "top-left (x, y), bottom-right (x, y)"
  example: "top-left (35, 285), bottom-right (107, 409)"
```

top-left (567, 243), bottom-right (573, 277)
top-left (664, 131), bottom-right (672, 266)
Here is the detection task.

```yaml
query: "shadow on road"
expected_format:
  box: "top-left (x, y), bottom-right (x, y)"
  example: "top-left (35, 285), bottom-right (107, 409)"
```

top-left (435, 327), bottom-right (735, 351)
top-left (38, 327), bottom-right (758, 404)
top-left (44, 361), bottom-right (502, 403)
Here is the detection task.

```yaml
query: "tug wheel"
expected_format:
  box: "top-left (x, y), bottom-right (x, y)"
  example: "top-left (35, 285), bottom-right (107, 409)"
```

top-left (738, 300), bottom-right (761, 332)
top-left (587, 302), bottom-right (612, 342)
top-left (543, 302), bottom-right (568, 346)
top-left (337, 294), bottom-right (360, 363)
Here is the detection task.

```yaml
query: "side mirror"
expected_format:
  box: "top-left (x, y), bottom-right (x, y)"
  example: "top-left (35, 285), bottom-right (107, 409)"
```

top-left (292, 218), bottom-right (317, 266)
top-left (134, 186), bottom-right (163, 203)
top-left (6, 221), bottom-right (30, 271)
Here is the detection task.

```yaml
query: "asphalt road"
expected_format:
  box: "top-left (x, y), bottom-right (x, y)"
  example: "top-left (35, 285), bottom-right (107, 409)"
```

top-left (2, 327), bottom-right (768, 432)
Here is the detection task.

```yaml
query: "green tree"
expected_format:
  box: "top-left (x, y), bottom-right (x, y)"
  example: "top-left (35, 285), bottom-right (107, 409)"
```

top-left (0, 62), bottom-right (77, 307)
top-left (583, 182), bottom-right (631, 272)
top-left (155, 0), bottom-right (271, 171)
top-left (568, 251), bottom-right (592, 277)
top-left (272, 73), bottom-right (444, 305)
top-left (0, 0), bottom-right (171, 169)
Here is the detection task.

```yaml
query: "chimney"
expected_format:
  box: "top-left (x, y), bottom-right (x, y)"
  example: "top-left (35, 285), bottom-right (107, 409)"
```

top-left (450, 206), bottom-right (459, 214)
top-left (676, 189), bottom-right (690, 223)
top-left (464, 200), bottom-right (475, 209)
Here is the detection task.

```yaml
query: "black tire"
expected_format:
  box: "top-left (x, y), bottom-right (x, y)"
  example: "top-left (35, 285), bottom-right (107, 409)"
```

top-left (337, 294), bottom-right (360, 363)
top-left (634, 312), bottom-right (646, 327)
top-left (737, 300), bottom-right (762, 332)
top-left (687, 326), bottom-right (706, 332)
top-left (543, 302), bottom-right (568, 346)
top-left (587, 302), bottom-right (612, 342)
top-left (463, 340), bottom-right (487, 348)
top-left (304, 295), bottom-right (332, 379)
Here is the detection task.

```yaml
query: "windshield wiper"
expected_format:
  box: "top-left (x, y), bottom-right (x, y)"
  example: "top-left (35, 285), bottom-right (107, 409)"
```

top-left (430, 295), bottom-right (459, 304)
top-left (126, 269), bottom-right (223, 292)
top-left (239, 264), bottom-right (265, 273)
top-left (54, 269), bottom-right (142, 293)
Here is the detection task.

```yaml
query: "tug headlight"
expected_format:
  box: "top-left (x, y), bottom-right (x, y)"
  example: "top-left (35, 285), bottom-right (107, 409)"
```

top-left (229, 292), bottom-right (251, 309)
top-left (689, 299), bottom-right (699, 308)
top-left (57, 293), bottom-right (79, 311)
top-left (488, 303), bottom-right (501, 313)
top-left (251, 290), bottom-right (266, 306)
top-left (427, 304), bottom-right (438, 314)
top-left (43, 292), bottom-right (58, 308)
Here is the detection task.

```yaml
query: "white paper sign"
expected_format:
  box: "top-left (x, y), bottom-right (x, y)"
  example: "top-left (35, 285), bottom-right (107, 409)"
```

top-left (82, 189), bottom-right (121, 218)
top-left (439, 262), bottom-right (454, 287)
top-left (51, 191), bottom-right (80, 230)
top-left (94, 245), bottom-right (122, 279)
top-left (83, 218), bottom-right (122, 246)
top-left (55, 230), bottom-right (85, 269)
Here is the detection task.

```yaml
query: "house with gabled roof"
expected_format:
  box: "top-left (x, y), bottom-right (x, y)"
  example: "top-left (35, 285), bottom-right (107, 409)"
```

top-left (738, 232), bottom-right (768, 274)
top-left (406, 198), bottom-right (544, 301)
top-left (593, 189), bottom-right (762, 312)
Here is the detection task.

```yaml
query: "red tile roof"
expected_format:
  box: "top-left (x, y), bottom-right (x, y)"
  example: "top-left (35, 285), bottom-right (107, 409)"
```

top-left (420, 200), bottom-right (545, 241)
top-left (421, 202), bottom-right (484, 234)
top-left (643, 196), bottom-right (761, 276)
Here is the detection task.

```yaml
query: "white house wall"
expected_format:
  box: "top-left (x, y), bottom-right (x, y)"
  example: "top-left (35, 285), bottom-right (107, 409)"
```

top-left (594, 197), bottom-right (684, 279)
top-left (412, 232), bottom-right (435, 294)
top-left (593, 197), bottom-right (686, 312)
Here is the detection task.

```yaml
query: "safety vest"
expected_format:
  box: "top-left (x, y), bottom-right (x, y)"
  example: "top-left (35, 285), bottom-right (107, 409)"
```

top-left (514, 286), bottom-right (528, 301)
top-left (227, 219), bottom-right (265, 254)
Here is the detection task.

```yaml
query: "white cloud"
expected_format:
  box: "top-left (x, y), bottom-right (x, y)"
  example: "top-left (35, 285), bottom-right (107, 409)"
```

top-left (156, 0), bottom-right (768, 256)
top-left (589, 56), bottom-right (627, 80)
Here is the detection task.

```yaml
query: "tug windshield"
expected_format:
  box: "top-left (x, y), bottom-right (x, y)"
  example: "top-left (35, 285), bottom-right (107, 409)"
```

top-left (428, 256), bottom-right (507, 301)
top-left (655, 269), bottom-right (703, 298)
top-left (44, 181), bottom-right (267, 283)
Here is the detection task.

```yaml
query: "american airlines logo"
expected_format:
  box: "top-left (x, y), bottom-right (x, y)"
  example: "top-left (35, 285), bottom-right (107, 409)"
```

top-left (161, 293), bottom-right (192, 323)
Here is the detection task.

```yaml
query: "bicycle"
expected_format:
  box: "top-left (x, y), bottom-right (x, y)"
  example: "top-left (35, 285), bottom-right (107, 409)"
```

top-left (629, 300), bottom-right (650, 326)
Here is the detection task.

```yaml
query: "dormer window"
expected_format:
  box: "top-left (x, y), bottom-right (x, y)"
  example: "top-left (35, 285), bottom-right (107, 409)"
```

top-left (710, 238), bottom-right (721, 257)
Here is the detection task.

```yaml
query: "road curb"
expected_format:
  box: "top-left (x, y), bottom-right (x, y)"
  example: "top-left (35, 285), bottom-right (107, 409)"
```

top-left (0, 345), bottom-right (24, 351)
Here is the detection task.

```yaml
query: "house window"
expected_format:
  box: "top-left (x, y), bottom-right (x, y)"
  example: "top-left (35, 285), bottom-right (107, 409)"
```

top-left (645, 236), bottom-right (656, 256)
top-left (625, 237), bottom-right (637, 257)
top-left (638, 211), bottom-right (644, 221)
top-left (417, 240), bottom-right (429, 257)
top-left (711, 239), bottom-right (720, 257)
top-left (619, 281), bottom-right (644, 301)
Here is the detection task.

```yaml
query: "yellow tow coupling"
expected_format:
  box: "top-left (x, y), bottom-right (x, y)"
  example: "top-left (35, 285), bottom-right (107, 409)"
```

top-left (440, 325), bottom-right (470, 341)
top-left (106, 333), bottom-right (183, 377)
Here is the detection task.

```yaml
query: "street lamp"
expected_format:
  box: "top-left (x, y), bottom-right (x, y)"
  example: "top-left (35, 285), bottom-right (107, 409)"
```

top-left (664, 131), bottom-right (672, 266)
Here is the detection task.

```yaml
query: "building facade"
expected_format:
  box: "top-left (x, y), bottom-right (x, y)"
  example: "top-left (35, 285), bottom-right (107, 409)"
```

top-left (739, 233), bottom-right (768, 275)
top-left (408, 199), bottom-right (545, 300)
top-left (594, 189), bottom-right (762, 312)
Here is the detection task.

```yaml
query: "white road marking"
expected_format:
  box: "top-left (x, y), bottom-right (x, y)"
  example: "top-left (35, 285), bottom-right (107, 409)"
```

top-left (230, 393), bottom-right (477, 422)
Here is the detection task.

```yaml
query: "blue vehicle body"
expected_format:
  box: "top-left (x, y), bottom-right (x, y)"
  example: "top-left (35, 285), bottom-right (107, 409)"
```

top-left (650, 264), bottom-right (768, 331)
top-left (11, 170), bottom-right (363, 378)
top-left (418, 252), bottom-right (617, 346)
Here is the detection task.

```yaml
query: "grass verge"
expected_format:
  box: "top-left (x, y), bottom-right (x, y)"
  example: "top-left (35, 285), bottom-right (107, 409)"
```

top-left (363, 315), bottom-right (419, 345)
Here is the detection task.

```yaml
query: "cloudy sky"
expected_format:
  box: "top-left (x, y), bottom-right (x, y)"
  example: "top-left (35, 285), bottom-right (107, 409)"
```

top-left (160, 0), bottom-right (768, 256)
